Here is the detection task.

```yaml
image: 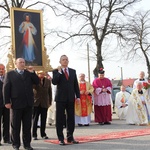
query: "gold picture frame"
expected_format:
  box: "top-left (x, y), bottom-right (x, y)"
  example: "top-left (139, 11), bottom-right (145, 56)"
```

top-left (10, 7), bottom-right (47, 71)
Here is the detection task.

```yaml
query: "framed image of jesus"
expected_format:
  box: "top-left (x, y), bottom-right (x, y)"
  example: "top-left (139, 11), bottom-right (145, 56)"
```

top-left (10, 7), bottom-right (45, 69)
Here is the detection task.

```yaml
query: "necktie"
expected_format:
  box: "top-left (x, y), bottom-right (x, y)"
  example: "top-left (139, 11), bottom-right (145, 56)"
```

top-left (64, 68), bottom-right (69, 80)
top-left (19, 71), bottom-right (24, 79)
top-left (0, 76), bottom-right (4, 82)
top-left (41, 79), bottom-right (43, 85)
top-left (19, 70), bottom-right (24, 75)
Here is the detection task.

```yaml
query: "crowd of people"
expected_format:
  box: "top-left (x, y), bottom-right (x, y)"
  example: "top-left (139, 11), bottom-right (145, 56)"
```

top-left (0, 56), bottom-right (150, 150)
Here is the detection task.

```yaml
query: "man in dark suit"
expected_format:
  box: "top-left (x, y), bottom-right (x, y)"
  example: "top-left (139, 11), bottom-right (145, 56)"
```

top-left (0, 64), bottom-right (11, 146)
top-left (3, 58), bottom-right (39, 150)
top-left (32, 71), bottom-right (52, 140)
top-left (52, 55), bottom-right (80, 145)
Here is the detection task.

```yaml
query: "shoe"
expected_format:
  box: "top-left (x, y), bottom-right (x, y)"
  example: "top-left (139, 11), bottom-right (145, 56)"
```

top-left (99, 122), bottom-right (104, 125)
top-left (139, 123), bottom-right (147, 126)
top-left (24, 146), bottom-right (33, 150)
top-left (78, 123), bottom-right (83, 126)
top-left (84, 124), bottom-right (89, 126)
top-left (4, 140), bottom-right (12, 144)
top-left (0, 142), bottom-right (2, 146)
top-left (13, 146), bottom-right (19, 150)
top-left (67, 139), bottom-right (79, 144)
top-left (129, 123), bottom-right (135, 125)
top-left (104, 122), bottom-right (111, 125)
top-left (59, 140), bottom-right (66, 145)
top-left (42, 136), bottom-right (49, 139)
top-left (33, 137), bottom-right (38, 140)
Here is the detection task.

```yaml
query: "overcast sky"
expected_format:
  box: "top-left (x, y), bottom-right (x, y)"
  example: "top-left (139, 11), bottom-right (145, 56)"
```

top-left (48, 0), bottom-right (150, 81)
top-left (0, 0), bottom-right (149, 81)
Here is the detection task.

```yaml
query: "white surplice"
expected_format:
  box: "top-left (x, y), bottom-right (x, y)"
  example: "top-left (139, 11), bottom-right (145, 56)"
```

top-left (47, 85), bottom-right (56, 125)
top-left (115, 91), bottom-right (130, 119)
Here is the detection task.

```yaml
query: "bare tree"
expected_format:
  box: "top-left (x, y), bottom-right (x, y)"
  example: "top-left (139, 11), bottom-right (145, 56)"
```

top-left (0, 0), bottom-right (141, 77)
top-left (45, 0), bottom-right (140, 77)
top-left (122, 10), bottom-right (150, 78)
top-left (0, 0), bottom-right (26, 61)
top-left (0, 0), bottom-right (26, 29)
top-left (0, 0), bottom-right (54, 28)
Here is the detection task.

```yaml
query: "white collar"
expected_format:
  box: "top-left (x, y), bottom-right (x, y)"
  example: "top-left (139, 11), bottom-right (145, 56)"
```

top-left (62, 67), bottom-right (68, 71)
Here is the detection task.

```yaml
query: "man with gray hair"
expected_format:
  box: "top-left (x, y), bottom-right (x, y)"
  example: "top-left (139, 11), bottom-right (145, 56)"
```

top-left (133, 71), bottom-right (148, 89)
top-left (3, 58), bottom-right (39, 150)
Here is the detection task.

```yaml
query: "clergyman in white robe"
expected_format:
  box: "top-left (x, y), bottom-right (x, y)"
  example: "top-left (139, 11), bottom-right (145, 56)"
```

top-left (126, 82), bottom-right (150, 125)
top-left (115, 86), bottom-right (130, 120)
top-left (133, 71), bottom-right (148, 89)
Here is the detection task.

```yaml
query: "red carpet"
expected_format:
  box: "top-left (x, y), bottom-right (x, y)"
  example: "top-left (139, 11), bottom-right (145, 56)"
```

top-left (45, 128), bottom-right (150, 144)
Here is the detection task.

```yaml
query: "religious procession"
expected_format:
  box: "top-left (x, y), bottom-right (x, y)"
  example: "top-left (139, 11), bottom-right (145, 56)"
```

top-left (1, 1), bottom-right (150, 150)
top-left (1, 56), bottom-right (150, 150)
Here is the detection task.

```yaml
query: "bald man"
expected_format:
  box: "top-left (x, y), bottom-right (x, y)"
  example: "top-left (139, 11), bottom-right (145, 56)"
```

top-left (133, 71), bottom-right (148, 89)
top-left (126, 82), bottom-right (150, 125)
top-left (3, 58), bottom-right (39, 150)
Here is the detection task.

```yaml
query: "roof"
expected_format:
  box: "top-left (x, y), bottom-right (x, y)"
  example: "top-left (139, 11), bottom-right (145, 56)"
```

top-left (111, 78), bottom-right (136, 87)
top-left (122, 79), bottom-right (135, 87)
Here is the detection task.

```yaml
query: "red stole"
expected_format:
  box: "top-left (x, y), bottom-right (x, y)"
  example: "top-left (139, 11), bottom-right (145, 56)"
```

top-left (80, 83), bottom-right (91, 117)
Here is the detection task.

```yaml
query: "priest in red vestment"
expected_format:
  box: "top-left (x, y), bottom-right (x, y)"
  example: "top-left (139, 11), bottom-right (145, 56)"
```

top-left (92, 68), bottom-right (112, 125)
top-left (75, 73), bottom-right (94, 126)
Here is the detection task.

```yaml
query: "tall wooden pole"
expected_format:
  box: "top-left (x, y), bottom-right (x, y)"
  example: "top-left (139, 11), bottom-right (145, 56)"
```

top-left (118, 66), bottom-right (123, 85)
top-left (87, 43), bottom-right (91, 83)
top-left (121, 67), bottom-right (123, 84)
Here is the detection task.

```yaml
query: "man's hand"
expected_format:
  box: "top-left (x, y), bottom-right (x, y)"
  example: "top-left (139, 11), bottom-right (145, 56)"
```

top-left (85, 91), bottom-right (89, 95)
top-left (142, 101), bottom-right (146, 105)
top-left (122, 103), bottom-right (127, 107)
top-left (102, 88), bottom-right (107, 92)
top-left (80, 90), bottom-right (85, 94)
top-left (27, 66), bottom-right (34, 73)
top-left (57, 66), bottom-right (62, 72)
top-left (76, 98), bottom-right (80, 105)
top-left (5, 104), bottom-right (11, 109)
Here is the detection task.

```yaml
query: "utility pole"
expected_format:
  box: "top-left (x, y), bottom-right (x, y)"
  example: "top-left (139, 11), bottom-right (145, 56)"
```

top-left (87, 43), bottom-right (91, 83)
top-left (121, 67), bottom-right (123, 81)
top-left (118, 66), bottom-right (123, 85)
